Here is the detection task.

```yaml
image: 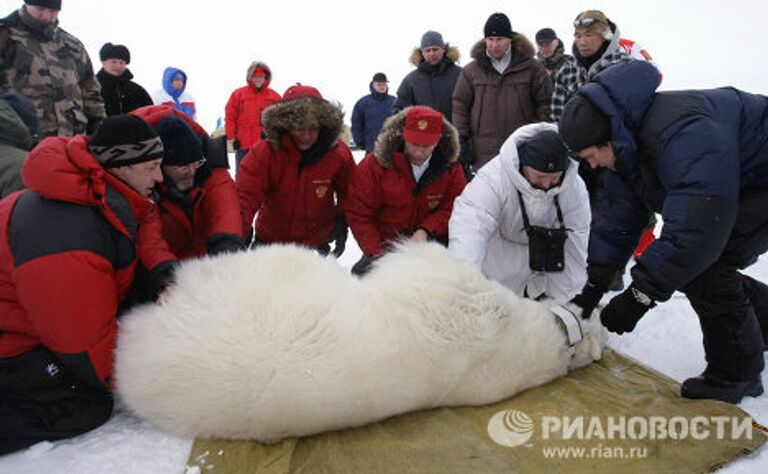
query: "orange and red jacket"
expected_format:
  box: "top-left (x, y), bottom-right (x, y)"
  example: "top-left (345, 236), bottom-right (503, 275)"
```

top-left (347, 151), bottom-right (467, 257)
top-left (236, 135), bottom-right (356, 247)
top-left (0, 135), bottom-right (175, 389)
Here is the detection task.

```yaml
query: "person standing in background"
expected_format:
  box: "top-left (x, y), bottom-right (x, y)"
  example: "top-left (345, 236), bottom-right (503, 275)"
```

top-left (0, 0), bottom-right (105, 138)
top-left (152, 66), bottom-right (196, 119)
top-left (96, 43), bottom-right (152, 116)
top-left (394, 30), bottom-right (461, 123)
top-left (351, 72), bottom-right (395, 153)
top-left (452, 12), bottom-right (552, 175)
top-left (224, 61), bottom-right (281, 172)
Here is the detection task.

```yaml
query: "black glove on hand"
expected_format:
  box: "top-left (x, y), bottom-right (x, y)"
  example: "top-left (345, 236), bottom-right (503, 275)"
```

top-left (600, 285), bottom-right (656, 334)
top-left (232, 139), bottom-right (241, 151)
top-left (351, 254), bottom-right (380, 276)
top-left (570, 282), bottom-right (607, 319)
top-left (330, 214), bottom-right (348, 258)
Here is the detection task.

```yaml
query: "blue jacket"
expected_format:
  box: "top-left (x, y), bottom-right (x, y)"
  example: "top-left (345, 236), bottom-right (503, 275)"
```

top-left (580, 61), bottom-right (768, 301)
top-left (351, 83), bottom-right (395, 152)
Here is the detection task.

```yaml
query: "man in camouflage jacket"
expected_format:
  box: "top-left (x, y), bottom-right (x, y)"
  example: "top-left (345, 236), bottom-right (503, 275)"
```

top-left (0, 0), bottom-right (105, 139)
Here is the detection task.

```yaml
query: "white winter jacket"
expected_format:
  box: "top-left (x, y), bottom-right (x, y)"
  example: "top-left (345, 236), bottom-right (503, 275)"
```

top-left (449, 122), bottom-right (590, 302)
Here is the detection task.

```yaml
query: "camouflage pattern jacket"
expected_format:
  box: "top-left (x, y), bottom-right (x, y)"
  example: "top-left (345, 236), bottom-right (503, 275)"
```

top-left (0, 8), bottom-right (105, 138)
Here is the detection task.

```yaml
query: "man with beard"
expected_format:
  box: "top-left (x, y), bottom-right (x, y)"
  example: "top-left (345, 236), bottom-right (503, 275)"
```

top-left (96, 43), bottom-right (153, 116)
top-left (132, 106), bottom-right (244, 260)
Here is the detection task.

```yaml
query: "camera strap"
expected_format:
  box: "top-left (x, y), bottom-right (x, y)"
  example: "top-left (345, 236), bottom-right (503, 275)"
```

top-left (517, 192), bottom-right (565, 232)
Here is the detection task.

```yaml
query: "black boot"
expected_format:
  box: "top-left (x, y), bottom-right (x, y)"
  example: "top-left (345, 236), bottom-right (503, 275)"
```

top-left (741, 273), bottom-right (768, 350)
top-left (681, 374), bottom-right (764, 404)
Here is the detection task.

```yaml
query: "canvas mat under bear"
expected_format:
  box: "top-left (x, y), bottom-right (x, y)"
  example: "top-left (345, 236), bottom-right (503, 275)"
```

top-left (186, 350), bottom-right (767, 473)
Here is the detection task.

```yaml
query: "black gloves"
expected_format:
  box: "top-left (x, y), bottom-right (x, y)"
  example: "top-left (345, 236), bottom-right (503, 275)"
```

top-left (458, 135), bottom-right (475, 181)
top-left (207, 233), bottom-right (246, 256)
top-left (232, 139), bottom-right (241, 151)
top-left (600, 285), bottom-right (656, 334)
top-left (351, 254), bottom-right (380, 276)
top-left (570, 282), bottom-right (607, 319)
top-left (330, 214), bottom-right (348, 258)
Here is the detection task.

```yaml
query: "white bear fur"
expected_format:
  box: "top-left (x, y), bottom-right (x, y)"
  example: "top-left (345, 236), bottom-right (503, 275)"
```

top-left (115, 242), bottom-right (605, 442)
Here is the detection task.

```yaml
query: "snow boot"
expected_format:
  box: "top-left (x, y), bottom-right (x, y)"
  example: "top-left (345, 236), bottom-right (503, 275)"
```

top-left (681, 374), bottom-right (763, 404)
top-left (740, 273), bottom-right (768, 350)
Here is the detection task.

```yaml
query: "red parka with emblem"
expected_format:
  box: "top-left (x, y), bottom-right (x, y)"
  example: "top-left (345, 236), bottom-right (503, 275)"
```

top-left (0, 134), bottom-right (175, 389)
top-left (347, 108), bottom-right (467, 257)
top-left (132, 105), bottom-right (243, 259)
top-left (225, 61), bottom-right (282, 150)
top-left (236, 86), bottom-right (356, 247)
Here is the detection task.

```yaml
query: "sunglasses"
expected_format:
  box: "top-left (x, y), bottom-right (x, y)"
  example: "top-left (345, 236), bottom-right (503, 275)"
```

top-left (573, 17), bottom-right (606, 28)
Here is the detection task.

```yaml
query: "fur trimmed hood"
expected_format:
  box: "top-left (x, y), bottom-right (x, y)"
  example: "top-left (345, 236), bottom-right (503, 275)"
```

top-left (470, 32), bottom-right (536, 63)
top-left (373, 106), bottom-right (459, 169)
top-left (261, 97), bottom-right (344, 151)
top-left (409, 44), bottom-right (461, 67)
top-left (246, 60), bottom-right (273, 84)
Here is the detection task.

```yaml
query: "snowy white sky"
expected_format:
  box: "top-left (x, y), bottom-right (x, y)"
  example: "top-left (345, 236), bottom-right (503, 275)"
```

top-left (2, 0), bottom-right (765, 131)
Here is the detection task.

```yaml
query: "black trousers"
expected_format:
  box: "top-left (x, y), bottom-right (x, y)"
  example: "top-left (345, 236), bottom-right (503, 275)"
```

top-left (682, 191), bottom-right (768, 382)
top-left (0, 347), bottom-right (113, 455)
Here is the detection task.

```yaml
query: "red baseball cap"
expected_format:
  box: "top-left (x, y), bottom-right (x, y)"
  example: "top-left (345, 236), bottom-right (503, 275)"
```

top-left (282, 83), bottom-right (322, 101)
top-left (403, 106), bottom-right (443, 146)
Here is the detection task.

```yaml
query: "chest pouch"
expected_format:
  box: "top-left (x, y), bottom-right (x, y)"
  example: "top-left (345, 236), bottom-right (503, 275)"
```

top-left (518, 191), bottom-right (569, 273)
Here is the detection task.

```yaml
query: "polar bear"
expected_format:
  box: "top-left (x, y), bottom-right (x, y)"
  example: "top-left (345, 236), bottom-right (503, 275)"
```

top-left (115, 242), bottom-right (605, 442)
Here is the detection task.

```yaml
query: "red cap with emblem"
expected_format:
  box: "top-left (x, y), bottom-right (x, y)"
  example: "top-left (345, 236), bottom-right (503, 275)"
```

top-left (403, 106), bottom-right (443, 146)
top-left (282, 83), bottom-right (323, 101)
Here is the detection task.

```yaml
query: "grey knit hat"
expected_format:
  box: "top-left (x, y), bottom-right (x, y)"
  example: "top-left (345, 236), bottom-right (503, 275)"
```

top-left (420, 31), bottom-right (446, 49)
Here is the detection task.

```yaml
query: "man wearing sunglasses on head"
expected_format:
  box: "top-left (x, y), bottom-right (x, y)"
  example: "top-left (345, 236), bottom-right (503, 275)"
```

top-left (550, 10), bottom-right (632, 123)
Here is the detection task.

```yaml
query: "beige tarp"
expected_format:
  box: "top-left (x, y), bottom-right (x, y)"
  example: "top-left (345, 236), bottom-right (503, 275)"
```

top-left (186, 350), bottom-right (767, 473)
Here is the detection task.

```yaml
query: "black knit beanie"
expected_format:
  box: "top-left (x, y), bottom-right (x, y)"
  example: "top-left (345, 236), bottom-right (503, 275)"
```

top-left (484, 12), bottom-right (513, 38)
top-left (2, 92), bottom-right (40, 136)
top-left (518, 129), bottom-right (570, 173)
top-left (99, 43), bottom-right (131, 64)
top-left (89, 115), bottom-right (163, 168)
top-left (24, 0), bottom-right (61, 10)
top-left (558, 95), bottom-right (612, 152)
top-left (153, 116), bottom-right (203, 166)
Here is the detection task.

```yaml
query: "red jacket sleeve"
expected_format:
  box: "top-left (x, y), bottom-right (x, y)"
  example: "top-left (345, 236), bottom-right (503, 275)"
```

top-left (419, 164), bottom-right (467, 236)
top-left (346, 155), bottom-right (385, 256)
top-left (225, 89), bottom-right (240, 140)
top-left (333, 141), bottom-right (357, 213)
top-left (136, 204), bottom-right (177, 270)
top-left (235, 144), bottom-right (271, 236)
top-left (14, 251), bottom-right (119, 389)
top-left (202, 168), bottom-right (242, 238)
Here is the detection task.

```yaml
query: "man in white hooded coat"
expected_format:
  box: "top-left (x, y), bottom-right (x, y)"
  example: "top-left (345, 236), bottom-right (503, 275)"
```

top-left (449, 122), bottom-right (590, 302)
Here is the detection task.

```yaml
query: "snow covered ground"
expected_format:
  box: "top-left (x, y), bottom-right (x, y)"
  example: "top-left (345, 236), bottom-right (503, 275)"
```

top-left (2, 195), bottom-right (768, 472)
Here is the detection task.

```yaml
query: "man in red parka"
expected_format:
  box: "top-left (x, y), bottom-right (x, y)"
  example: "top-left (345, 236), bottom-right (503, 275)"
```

top-left (0, 115), bottom-right (177, 454)
top-left (235, 84), bottom-right (355, 257)
top-left (132, 105), bottom-right (244, 259)
top-left (225, 61), bottom-right (281, 172)
top-left (347, 106), bottom-right (467, 275)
